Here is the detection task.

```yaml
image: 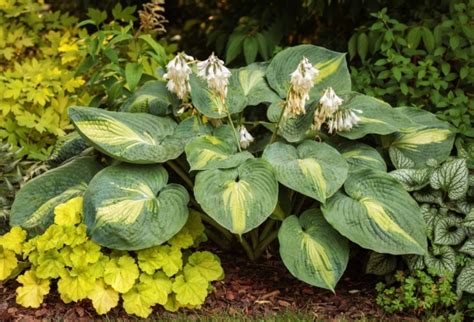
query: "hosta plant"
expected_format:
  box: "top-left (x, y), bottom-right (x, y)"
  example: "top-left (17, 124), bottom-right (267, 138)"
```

top-left (0, 197), bottom-right (223, 318)
top-left (10, 44), bottom-right (456, 292)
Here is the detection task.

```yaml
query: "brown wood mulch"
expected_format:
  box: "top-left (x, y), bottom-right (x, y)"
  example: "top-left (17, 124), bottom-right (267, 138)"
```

top-left (0, 247), bottom-right (417, 321)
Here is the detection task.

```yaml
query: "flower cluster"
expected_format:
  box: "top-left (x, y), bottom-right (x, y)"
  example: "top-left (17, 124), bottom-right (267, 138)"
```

top-left (163, 52), bottom-right (194, 100)
top-left (285, 57), bottom-right (320, 117)
top-left (313, 87), bottom-right (361, 133)
top-left (197, 53), bottom-right (232, 102)
top-left (238, 126), bottom-right (254, 149)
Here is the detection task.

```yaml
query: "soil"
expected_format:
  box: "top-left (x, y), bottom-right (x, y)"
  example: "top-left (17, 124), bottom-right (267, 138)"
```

top-left (0, 246), bottom-right (417, 321)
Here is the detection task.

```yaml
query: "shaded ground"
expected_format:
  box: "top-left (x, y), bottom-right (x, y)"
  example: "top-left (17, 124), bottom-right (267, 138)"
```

top-left (0, 247), bottom-right (417, 321)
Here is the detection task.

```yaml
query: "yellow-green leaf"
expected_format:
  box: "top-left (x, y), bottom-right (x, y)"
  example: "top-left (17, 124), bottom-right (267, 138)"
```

top-left (16, 270), bottom-right (50, 308)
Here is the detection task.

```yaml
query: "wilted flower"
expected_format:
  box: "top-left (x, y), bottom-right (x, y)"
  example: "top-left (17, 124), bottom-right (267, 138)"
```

top-left (312, 87), bottom-right (343, 130)
top-left (163, 52), bottom-right (194, 100)
top-left (326, 108), bottom-right (362, 133)
top-left (285, 57), bottom-right (319, 117)
top-left (197, 53), bottom-right (231, 102)
top-left (238, 126), bottom-right (254, 149)
top-left (139, 0), bottom-right (168, 33)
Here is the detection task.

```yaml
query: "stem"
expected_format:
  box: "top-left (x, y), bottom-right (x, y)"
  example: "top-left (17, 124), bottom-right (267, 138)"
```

top-left (259, 220), bottom-right (275, 242)
top-left (205, 229), bottom-right (232, 251)
top-left (239, 236), bottom-right (255, 261)
top-left (270, 103), bottom-right (286, 144)
top-left (254, 230), bottom-right (279, 260)
top-left (250, 229), bottom-right (259, 249)
top-left (199, 212), bottom-right (234, 241)
top-left (226, 111), bottom-right (242, 152)
top-left (293, 195), bottom-right (307, 215)
top-left (166, 160), bottom-right (194, 189)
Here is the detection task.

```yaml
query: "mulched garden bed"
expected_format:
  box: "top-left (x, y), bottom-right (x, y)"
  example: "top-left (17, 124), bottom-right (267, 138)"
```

top-left (0, 246), bottom-right (417, 321)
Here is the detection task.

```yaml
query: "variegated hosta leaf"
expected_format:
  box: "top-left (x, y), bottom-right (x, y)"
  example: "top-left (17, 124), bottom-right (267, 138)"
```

top-left (185, 135), bottom-right (253, 171)
top-left (120, 80), bottom-right (178, 115)
top-left (174, 116), bottom-right (213, 145)
top-left (266, 101), bottom-right (316, 143)
top-left (194, 158), bottom-right (278, 235)
top-left (433, 215), bottom-right (466, 246)
top-left (457, 262), bottom-right (474, 294)
top-left (459, 238), bottom-right (474, 257)
top-left (266, 45), bottom-right (351, 100)
top-left (237, 63), bottom-right (280, 106)
top-left (339, 143), bottom-right (386, 172)
top-left (189, 72), bottom-right (247, 118)
top-left (262, 141), bottom-right (348, 203)
top-left (389, 168), bottom-right (432, 191)
top-left (389, 127), bottom-right (455, 168)
top-left (278, 209), bottom-right (349, 291)
top-left (48, 131), bottom-right (89, 166)
top-left (424, 245), bottom-right (456, 275)
top-left (430, 159), bottom-right (469, 201)
top-left (10, 157), bottom-right (102, 234)
top-left (404, 255), bottom-right (426, 271)
top-left (336, 93), bottom-right (413, 140)
top-left (365, 252), bottom-right (397, 276)
top-left (321, 169), bottom-right (427, 255)
top-left (84, 164), bottom-right (189, 250)
top-left (69, 107), bottom-right (183, 164)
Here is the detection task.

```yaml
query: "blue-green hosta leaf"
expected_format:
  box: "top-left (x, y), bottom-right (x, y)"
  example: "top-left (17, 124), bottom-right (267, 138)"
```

top-left (321, 169), bottom-right (427, 255)
top-left (424, 245), bottom-right (456, 275)
top-left (339, 143), bottom-right (386, 172)
top-left (266, 45), bottom-right (351, 99)
top-left (457, 262), bottom-right (474, 294)
top-left (433, 215), bottom-right (466, 246)
top-left (365, 252), bottom-right (397, 276)
top-left (336, 93), bottom-right (412, 140)
top-left (430, 159), bottom-right (469, 200)
top-left (388, 111), bottom-right (455, 169)
top-left (185, 135), bottom-right (253, 171)
top-left (84, 164), bottom-right (189, 250)
top-left (189, 72), bottom-right (247, 118)
top-left (389, 168), bottom-right (432, 191)
top-left (262, 141), bottom-right (348, 203)
top-left (194, 158), bottom-right (278, 235)
top-left (174, 116), bottom-right (213, 145)
top-left (459, 238), bottom-right (474, 257)
top-left (48, 132), bottom-right (90, 166)
top-left (237, 63), bottom-right (280, 106)
top-left (266, 100), bottom-right (316, 143)
top-left (120, 80), bottom-right (178, 116)
top-left (278, 209), bottom-right (349, 291)
top-left (69, 107), bottom-right (183, 164)
top-left (10, 157), bottom-right (102, 234)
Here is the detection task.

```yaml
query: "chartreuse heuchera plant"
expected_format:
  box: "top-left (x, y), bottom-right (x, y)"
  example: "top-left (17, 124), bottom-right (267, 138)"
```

top-left (0, 196), bottom-right (223, 317)
top-left (6, 44), bottom-right (465, 297)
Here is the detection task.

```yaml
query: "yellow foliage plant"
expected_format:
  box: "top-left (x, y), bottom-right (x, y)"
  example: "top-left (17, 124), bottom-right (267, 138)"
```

top-left (0, 0), bottom-right (87, 160)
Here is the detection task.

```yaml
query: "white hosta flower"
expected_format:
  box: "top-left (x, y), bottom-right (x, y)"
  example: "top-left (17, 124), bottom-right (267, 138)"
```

top-left (197, 53), bottom-right (231, 101)
top-left (163, 52), bottom-right (194, 99)
top-left (312, 87), bottom-right (344, 130)
top-left (238, 126), bottom-right (254, 149)
top-left (285, 57), bottom-right (319, 117)
top-left (327, 108), bottom-right (362, 134)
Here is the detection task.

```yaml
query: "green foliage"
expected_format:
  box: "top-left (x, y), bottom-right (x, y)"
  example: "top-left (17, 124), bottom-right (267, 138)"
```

top-left (0, 0), bottom-right (87, 159)
top-left (375, 270), bottom-right (462, 318)
top-left (349, 2), bottom-right (474, 137)
top-left (385, 154), bottom-right (474, 316)
top-left (1, 197), bottom-right (222, 317)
